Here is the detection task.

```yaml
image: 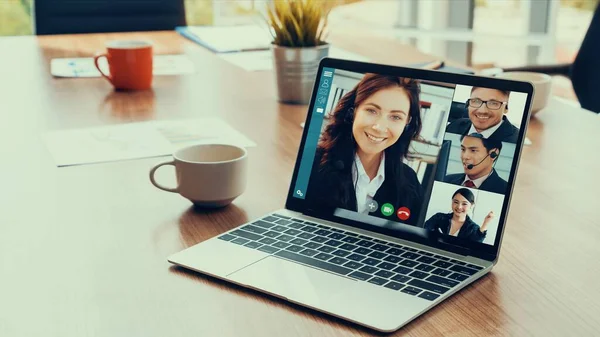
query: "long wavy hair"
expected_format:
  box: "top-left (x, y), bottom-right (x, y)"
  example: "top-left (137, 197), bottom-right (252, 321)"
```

top-left (316, 73), bottom-right (422, 207)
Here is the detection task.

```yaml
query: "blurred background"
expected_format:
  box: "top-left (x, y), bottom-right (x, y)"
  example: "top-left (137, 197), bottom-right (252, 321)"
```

top-left (3, 0), bottom-right (597, 100)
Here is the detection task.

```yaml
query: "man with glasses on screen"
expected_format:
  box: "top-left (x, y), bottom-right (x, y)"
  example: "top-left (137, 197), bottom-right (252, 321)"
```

top-left (446, 87), bottom-right (519, 143)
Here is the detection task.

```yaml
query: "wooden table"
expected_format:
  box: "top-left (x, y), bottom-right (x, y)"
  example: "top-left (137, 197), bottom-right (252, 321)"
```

top-left (1, 31), bottom-right (599, 337)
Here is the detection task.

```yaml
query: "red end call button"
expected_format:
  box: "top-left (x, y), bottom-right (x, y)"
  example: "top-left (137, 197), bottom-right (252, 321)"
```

top-left (397, 207), bottom-right (411, 221)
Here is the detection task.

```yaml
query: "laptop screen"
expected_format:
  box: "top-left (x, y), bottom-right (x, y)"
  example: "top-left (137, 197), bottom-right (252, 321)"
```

top-left (288, 60), bottom-right (531, 258)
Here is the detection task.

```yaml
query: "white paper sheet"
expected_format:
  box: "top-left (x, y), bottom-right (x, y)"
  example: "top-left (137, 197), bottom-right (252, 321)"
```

top-left (186, 25), bottom-right (272, 53)
top-left (219, 47), bottom-right (369, 72)
top-left (50, 54), bottom-right (196, 78)
top-left (43, 118), bottom-right (256, 167)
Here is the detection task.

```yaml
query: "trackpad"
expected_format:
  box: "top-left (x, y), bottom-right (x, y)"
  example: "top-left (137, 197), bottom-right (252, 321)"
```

top-left (227, 255), bottom-right (356, 306)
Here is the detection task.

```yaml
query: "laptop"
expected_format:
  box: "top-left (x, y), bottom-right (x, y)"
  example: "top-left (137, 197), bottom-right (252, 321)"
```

top-left (168, 58), bottom-right (533, 332)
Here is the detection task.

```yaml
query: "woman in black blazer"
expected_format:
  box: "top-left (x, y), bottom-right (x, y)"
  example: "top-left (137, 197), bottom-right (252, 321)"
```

top-left (305, 73), bottom-right (424, 226)
top-left (423, 188), bottom-right (494, 243)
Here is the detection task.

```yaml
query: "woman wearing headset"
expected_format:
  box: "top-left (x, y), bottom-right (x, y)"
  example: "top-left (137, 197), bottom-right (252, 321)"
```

top-left (305, 73), bottom-right (424, 225)
top-left (423, 188), bottom-right (494, 243)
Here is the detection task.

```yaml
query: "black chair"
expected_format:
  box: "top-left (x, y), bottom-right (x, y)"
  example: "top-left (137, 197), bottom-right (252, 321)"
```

top-left (34, 0), bottom-right (187, 35)
top-left (501, 3), bottom-right (600, 113)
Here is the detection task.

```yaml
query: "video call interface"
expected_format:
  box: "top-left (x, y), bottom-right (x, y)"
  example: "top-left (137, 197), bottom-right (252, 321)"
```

top-left (293, 67), bottom-right (527, 246)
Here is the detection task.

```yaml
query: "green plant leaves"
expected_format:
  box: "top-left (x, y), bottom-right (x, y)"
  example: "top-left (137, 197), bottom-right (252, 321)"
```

top-left (265, 0), bottom-right (328, 47)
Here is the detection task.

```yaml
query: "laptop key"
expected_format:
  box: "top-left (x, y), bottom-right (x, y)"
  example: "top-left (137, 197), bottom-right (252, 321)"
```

top-left (386, 248), bottom-right (403, 256)
top-left (244, 241), bottom-right (262, 249)
top-left (314, 253), bottom-right (334, 261)
top-left (317, 245), bottom-right (336, 253)
top-left (301, 226), bottom-right (318, 233)
top-left (230, 229), bottom-right (262, 241)
top-left (375, 270), bottom-right (394, 278)
top-left (399, 260), bottom-right (419, 268)
top-left (401, 252), bottom-right (420, 260)
top-left (426, 275), bottom-right (460, 288)
top-left (329, 257), bottom-right (348, 265)
top-left (465, 263), bottom-right (484, 270)
top-left (347, 254), bottom-right (367, 262)
top-left (431, 268), bottom-right (453, 277)
top-left (304, 242), bottom-right (322, 249)
top-left (284, 229), bottom-right (302, 236)
top-left (299, 249), bottom-right (319, 257)
top-left (297, 232), bottom-right (315, 240)
top-left (328, 233), bottom-right (345, 240)
top-left (258, 245), bottom-right (280, 254)
top-left (416, 256), bottom-right (436, 264)
top-left (258, 237), bottom-right (278, 245)
top-left (448, 273), bottom-right (469, 282)
top-left (290, 238), bottom-right (308, 246)
top-left (433, 261), bottom-right (452, 269)
top-left (339, 243), bottom-right (358, 251)
top-left (368, 251), bottom-right (387, 259)
top-left (331, 249), bottom-right (350, 257)
top-left (275, 219), bottom-right (292, 225)
top-left (231, 238), bottom-right (250, 245)
top-left (376, 262), bottom-right (396, 271)
top-left (218, 234), bottom-right (236, 241)
top-left (272, 225), bottom-right (288, 232)
top-left (287, 222), bottom-right (305, 229)
top-left (384, 281), bottom-right (404, 291)
top-left (391, 274), bottom-right (411, 283)
top-left (253, 220), bottom-right (275, 229)
top-left (329, 228), bottom-right (344, 233)
top-left (342, 236), bottom-right (360, 243)
top-left (401, 286), bottom-right (422, 296)
top-left (355, 248), bottom-right (373, 255)
top-left (362, 258), bottom-right (381, 266)
top-left (315, 229), bottom-right (332, 236)
top-left (263, 231), bottom-right (281, 238)
top-left (415, 264), bottom-right (435, 272)
top-left (373, 239), bottom-right (387, 244)
top-left (324, 239), bottom-right (343, 247)
top-left (263, 216), bottom-right (279, 223)
top-left (368, 277), bottom-right (388, 286)
top-left (348, 271), bottom-right (371, 281)
top-left (272, 241), bottom-right (291, 249)
top-left (285, 245), bottom-right (304, 253)
top-left (449, 265), bottom-right (478, 276)
top-left (356, 240), bottom-right (375, 247)
top-left (359, 266), bottom-right (379, 274)
top-left (276, 234), bottom-right (295, 242)
top-left (371, 244), bottom-right (389, 252)
top-left (392, 266), bottom-right (412, 275)
top-left (343, 231), bottom-right (359, 237)
top-left (408, 279), bottom-right (450, 295)
top-left (409, 271), bottom-right (429, 279)
top-left (343, 261), bottom-right (363, 270)
top-left (418, 292), bottom-right (440, 301)
top-left (274, 250), bottom-right (353, 276)
top-left (273, 214), bottom-right (291, 219)
top-left (383, 255), bottom-right (401, 264)
top-left (311, 236), bottom-right (329, 243)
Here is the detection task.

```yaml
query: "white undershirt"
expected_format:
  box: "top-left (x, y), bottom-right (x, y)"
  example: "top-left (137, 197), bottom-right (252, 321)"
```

top-left (352, 153), bottom-right (386, 214)
top-left (468, 120), bottom-right (503, 138)
top-left (461, 171), bottom-right (492, 189)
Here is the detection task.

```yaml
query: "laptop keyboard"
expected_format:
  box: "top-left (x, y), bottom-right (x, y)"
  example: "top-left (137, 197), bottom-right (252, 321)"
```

top-left (218, 213), bottom-right (484, 301)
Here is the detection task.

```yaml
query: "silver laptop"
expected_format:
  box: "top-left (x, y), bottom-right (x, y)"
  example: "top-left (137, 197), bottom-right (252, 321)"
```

top-left (168, 58), bottom-right (533, 332)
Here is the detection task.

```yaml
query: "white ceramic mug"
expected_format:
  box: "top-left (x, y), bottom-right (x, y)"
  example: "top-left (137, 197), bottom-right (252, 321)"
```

top-left (495, 71), bottom-right (552, 115)
top-left (149, 144), bottom-right (248, 208)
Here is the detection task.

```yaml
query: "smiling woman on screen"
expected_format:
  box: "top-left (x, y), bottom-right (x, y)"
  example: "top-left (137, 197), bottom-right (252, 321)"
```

top-left (305, 73), bottom-right (424, 225)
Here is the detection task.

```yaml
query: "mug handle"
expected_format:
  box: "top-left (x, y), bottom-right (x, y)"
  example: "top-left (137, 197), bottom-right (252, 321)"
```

top-left (93, 53), bottom-right (113, 84)
top-left (149, 161), bottom-right (179, 193)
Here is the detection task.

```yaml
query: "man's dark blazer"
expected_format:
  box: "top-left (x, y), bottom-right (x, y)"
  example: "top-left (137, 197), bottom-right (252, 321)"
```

top-left (305, 150), bottom-right (424, 226)
top-left (445, 116), bottom-right (519, 143)
top-left (444, 169), bottom-right (508, 195)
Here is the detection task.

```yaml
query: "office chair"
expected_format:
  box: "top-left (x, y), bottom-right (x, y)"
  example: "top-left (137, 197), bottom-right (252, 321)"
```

top-left (34, 0), bottom-right (187, 35)
top-left (501, 3), bottom-right (600, 113)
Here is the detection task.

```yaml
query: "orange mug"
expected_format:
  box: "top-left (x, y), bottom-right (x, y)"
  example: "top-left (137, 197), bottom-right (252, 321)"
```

top-left (94, 40), bottom-right (153, 90)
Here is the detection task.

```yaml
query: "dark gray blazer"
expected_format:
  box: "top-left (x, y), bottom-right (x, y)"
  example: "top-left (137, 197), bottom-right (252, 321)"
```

top-left (444, 169), bottom-right (508, 195)
top-left (445, 116), bottom-right (519, 143)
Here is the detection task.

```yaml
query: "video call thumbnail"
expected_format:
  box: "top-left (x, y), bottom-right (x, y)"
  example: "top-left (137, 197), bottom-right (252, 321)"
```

top-left (294, 68), bottom-right (527, 247)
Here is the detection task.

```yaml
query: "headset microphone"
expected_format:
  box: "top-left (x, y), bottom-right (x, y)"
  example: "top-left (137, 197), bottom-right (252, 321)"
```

top-left (465, 151), bottom-right (497, 170)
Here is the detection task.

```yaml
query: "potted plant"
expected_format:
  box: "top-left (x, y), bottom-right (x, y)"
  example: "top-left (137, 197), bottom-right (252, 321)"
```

top-left (265, 0), bottom-right (330, 104)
